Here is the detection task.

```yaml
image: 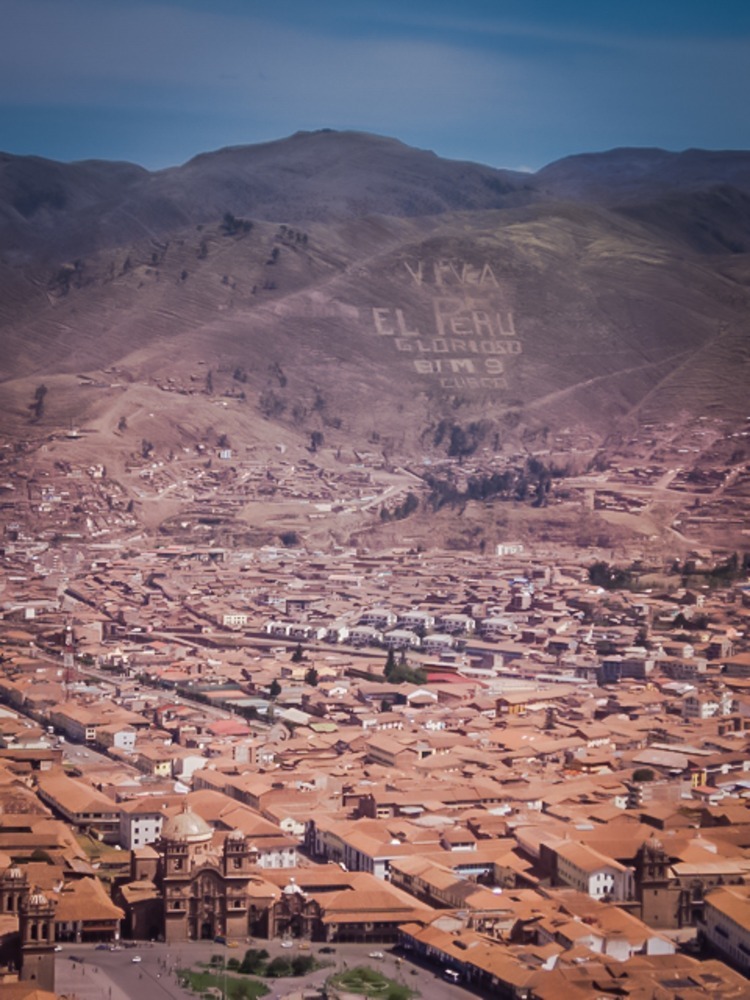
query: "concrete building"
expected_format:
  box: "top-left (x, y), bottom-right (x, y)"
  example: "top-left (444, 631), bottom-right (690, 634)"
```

top-left (702, 884), bottom-right (750, 975)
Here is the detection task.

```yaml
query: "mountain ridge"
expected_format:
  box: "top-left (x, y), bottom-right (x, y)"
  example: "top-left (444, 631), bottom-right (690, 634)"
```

top-left (1, 130), bottom-right (749, 475)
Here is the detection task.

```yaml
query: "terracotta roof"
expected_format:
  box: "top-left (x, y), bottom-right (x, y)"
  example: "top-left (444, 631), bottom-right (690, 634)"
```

top-left (705, 883), bottom-right (750, 929)
top-left (54, 876), bottom-right (124, 922)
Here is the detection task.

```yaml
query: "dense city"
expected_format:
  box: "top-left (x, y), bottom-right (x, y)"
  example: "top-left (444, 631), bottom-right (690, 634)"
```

top-left (1, 416), bottom-right (750, 1000)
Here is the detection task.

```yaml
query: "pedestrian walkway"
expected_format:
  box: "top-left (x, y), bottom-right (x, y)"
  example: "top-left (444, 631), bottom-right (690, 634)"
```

top-left (54, 956), bottom-right (194, 1000)
top-left (55, 958), bottom-right (131, 1000)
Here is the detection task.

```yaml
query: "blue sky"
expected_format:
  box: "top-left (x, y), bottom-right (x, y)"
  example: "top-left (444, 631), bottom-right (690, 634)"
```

top-left (2, 0), bottom-right (749, 171)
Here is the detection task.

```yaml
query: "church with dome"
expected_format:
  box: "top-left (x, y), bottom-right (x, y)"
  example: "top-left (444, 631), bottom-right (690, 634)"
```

top-left (116, 802), bottom-right (430, 944)
top-left (119, 803), bottom-right (315, 943)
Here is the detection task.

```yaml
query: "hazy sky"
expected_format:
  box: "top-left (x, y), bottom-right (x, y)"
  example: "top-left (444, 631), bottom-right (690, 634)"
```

top-left (2, 0), bottom-right (749, 171)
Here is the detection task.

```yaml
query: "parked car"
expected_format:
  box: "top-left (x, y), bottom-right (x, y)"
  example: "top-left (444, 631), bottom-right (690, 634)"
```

top-left (131, 956), bottom-right (142, 963)
top-left (369, 951), bottom-right (385, 960)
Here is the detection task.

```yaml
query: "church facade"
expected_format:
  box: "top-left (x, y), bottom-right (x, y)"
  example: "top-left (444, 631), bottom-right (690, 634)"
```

top-left (117, 804), bottom-right (430, 944)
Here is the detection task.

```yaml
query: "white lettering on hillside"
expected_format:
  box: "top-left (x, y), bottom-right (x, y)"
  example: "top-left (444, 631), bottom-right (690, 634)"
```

top-left (367, 260), bottom-right (521, 393)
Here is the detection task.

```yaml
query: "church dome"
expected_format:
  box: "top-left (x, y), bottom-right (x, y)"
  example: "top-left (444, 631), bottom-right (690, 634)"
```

top-left (161, 804), bottom-right (212, 844)
top-left (647, 834), bottom-right (664, 855)
top-left (282, 877), bottom-right (306, 896)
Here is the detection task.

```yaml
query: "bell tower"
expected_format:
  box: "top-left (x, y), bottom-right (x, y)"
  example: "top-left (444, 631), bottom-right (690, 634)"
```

top-left (19, 888), bottom-right (56, 992)
top-left (0, 866), bottom-right (28, 916)
top-left (634, 836), bottom-right (679, 929)
top-left (223, 830), bottom-right (253, 877)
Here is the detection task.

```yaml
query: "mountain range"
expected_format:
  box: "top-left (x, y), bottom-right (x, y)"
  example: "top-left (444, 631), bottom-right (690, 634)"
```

top-left (2, 130), bottom-right (749, 473)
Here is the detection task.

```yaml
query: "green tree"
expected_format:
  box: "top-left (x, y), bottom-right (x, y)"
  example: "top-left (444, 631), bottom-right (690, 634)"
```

top-left (384, 648), bottom-right (397, 678)
top-left (221, 211), bottom-right (239, 235)
top-left (30, 384), bottom-right (47, 421)
top-left (291, 643), bottom-right (304, 663)
top-left (269, 678), bottom-right (281, 699)
top-left (266, 956), bottom-right (293, 977)
top-left (291, 955), bottom-right (315, 976)
top-left (304, 666), bottom-right (319, 687)
top-left (239, 948), bottom-right (268, 975)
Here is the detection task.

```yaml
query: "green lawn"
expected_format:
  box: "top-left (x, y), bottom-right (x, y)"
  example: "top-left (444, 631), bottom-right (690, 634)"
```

top-left (178, 967), bottom-right (268, 999)
top-left (329, 965), bottom-right (414, 1000)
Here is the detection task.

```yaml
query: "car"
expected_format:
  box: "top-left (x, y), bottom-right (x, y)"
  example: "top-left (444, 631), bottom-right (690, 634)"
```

top-left (213, 935), bottom-right (227, 945)
top-left (443, 969), bottom-right (461, 983)
top-left (95, 944), bottom-right (109, 951)
top-left (226, 940), bottom-right (238, 949)
top-left (319, 946), bottom-right (336, 954)
top-left (281, 939), bottom-right (294, 948)
top-left (53, 945), bottom-right (63, 952)
top-left (131, 956), bottom-right (142, 963)
top-left (368, 951), bottom-right (385, 960)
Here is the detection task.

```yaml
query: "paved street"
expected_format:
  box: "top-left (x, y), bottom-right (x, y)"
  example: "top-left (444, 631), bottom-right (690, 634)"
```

top-left (53, 939), bottom-right (485, 1000)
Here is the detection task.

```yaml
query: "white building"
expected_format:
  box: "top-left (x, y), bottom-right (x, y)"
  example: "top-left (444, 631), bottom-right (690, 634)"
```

top-left (265, 620), bottom-right (291, 637)
top-left (682, 687), bottom-right (732, 720)
top-left (358, 608), bottom-right (398, 630)
top-left (702, 884), bottom-right (750, 975)
top-left (496, 542), bottom-right (524, 557)
top-left (436, 613), bottom-right (476, 635)
top-left (422, 633), bottom-right (455, 654)
top-left (398, 610), bottom-right (435, 631)
top-left (383, 628), bottom-right (421, 650)
top-left (223, 613), bottom-right (248, 628)
top-left (324, 623), bottom-right (350, 643)
top-left (480, 616), bottom-right (514, 639)
top-left (119, 800), bottom-right (166, 850)
top-left (348, 625), bottom-right (384, 647)
top-left (555, 841), bottom-right (633, 901)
